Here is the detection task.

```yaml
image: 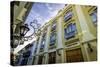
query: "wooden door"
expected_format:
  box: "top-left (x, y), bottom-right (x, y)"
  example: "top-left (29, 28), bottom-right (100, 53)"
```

top-left (48, 52), bottom-right (56, 64)
top-left (66, 48), bottom-right (84, 63)
top-left (38, 55), bottom-right (43, 64)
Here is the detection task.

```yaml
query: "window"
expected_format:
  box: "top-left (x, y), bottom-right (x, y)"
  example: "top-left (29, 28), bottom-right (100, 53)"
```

top-left (40, 40), bottom-right (45, 51)
top-left (52, 23), bottom-right (56, 30)
top-left (90, 8), bottom-right (97, 25)
top-left (40, 45), bottom-right (44, 49)
top-left (64, 23), bottom-right (77, 39)
top-left (40, 33), bottom-right (46, 51)
top-left (49, 22), bottom-right (56, 48)
top-left (64, 11), bottom-right (73, 22)
top-left (51, 22), bottom-right (56, 31)
top-left (21, 51), bottom-right (31, 65)
top-left (34, 38), bottom-right (39, 53)
top-left (21, 58), bottom-right (28, 65)
top-left (50, 32), bottom-right (56, 46)
top-left (23, 51), bottom-right (31, 58)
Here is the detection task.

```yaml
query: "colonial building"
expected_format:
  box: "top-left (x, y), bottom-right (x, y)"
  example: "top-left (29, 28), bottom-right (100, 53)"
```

top-left (15, 4), bottom-right (97, 65)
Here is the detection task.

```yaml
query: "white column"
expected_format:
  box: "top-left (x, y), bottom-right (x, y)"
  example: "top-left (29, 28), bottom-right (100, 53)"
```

top-left (44, 53), bottom-right (48, 64)
top-left (35, 33), bottom-right (43, 64)
top-left (36, 33), bottom-right (43, 54)
top-left (60, 50), bottom-right (65, 63)
top-left (57, 17), bottom-right (63, 49)
top-left (44, 25), bottom-right (50, 52)
top-left (34, 56), bottom-right (38, 65)
top-left (43, 25), bottom-right (50, 64)
top-left (75, 5), bottom-right (95, 42)
top-left (56, 17), bottom-right (64, 63)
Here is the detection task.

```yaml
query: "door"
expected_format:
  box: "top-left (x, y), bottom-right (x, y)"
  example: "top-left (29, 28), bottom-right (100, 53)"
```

top-left (21, 58), bottom-right (28, 65)
top-left (38, 55), bottom-right (43, 64)
top-left (48, 52), bottom-right (56, 64)
top-left (66, 48), bottom-right (84, 63)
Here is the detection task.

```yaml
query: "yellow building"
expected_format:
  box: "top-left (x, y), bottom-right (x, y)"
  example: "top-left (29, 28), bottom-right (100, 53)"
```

top-left (16, 4), bottom-right (97, 65)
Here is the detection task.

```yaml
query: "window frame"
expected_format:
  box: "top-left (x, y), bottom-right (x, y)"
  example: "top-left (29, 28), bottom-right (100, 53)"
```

top-left (64, 10), bottom-right (73, 22)
top-left (51, 21), bottom-right (57, 31)
top-left (64, 23), bottom-right (77, 39)
top-left (90, 8), bottom-right (97, 25)
top-left (49, 31), bottom-right (56, 46)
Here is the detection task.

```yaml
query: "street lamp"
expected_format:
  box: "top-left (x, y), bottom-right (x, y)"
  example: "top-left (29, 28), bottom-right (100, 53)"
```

top-left (20, 24), bottom-right (30, 37)
top-left (12, 19), bottom-right (41, 48)
top-left (19, 19), bottom-right (41, 45)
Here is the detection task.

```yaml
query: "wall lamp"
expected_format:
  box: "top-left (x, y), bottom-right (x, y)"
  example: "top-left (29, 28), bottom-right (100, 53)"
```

top-left (13, 19), bottom-right (41, 47)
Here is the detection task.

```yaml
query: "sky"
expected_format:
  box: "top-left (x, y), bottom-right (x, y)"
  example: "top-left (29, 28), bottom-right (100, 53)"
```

top-left (25, 2), bottom-right (65, 25)
top-left (14, 2), bottom-right (65, 54)
top-left (25, 2), bottom-right (65, 36)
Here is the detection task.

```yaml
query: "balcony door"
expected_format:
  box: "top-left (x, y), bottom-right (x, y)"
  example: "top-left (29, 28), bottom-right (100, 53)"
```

top-left (66, 48), bottom-right (84, 62)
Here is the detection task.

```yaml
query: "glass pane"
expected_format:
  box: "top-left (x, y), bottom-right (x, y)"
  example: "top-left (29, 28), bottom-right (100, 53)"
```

top-left (90, 9), bottom-right (97, 25)
top-left (64, 11), bottom-right (73, 22)
top-left (72, 24), bottom-right (76, 32)
top-left (68, 24), bottom-right (72, 33)
top-left (64, 28), bottom-right (67, 35)
top-left (66, 25), bottom-right (69, 34)
top-left (91, 13), bottom-right (97, 22)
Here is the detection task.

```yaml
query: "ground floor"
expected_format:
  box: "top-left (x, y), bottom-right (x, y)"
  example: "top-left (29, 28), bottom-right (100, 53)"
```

top-left (16, 39), bottom-right (97, 66)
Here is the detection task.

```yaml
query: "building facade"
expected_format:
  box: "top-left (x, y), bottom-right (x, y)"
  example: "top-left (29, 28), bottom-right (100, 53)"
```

top-left (16, 4), bottom-right (97, 65)
top-left (11, 1), bottom-right (33, 66)
top-left (11, 1), bottom-right (33, 48)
